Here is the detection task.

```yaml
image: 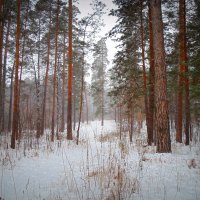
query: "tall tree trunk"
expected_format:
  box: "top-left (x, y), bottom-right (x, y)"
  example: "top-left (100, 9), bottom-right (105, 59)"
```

top-left (76, 61), bottom-right (84, 144)
top-left (185, 68), bottom-right (190, 145)
top-left (183, 0), bottom-right (190, 145)
top-left (76, 15), bottom-right (95, 143)
top-left (101, 45), bottom-right (104, 127)
top-left (73, 92), bottom-right (76, 130)
top-left (51, 0), bottom-right (59, 141)
top-left (101, 86), bottom-right (104, 126)
top-left (18, 1), bottom-right (29, 137)
top-left (119, 104), bottom-right (122, 140)
top-left (0, 0), bottom-right (4, 132)
top-left (25, 95), bottom-right (29, 131)
top-left (150, 0), bottom-right (171, 153)
top-left (178, 0), bottom-right (190, 145)
top-left (36, 14), bottom-right (41, 138)
top-left (129, 103), bottom-right (134, 143)
top-left (56, 75), bottom-right (60, 139)
top-left (176, 85), bottom-right (183, 142)
top-left (176, 74), bottom-right (183, 141)
top-left (60, 32), bottom-right (66, 132)
top-left (148, 4), bottom-right (155, 145)
top-left (11, 0), bottom-right (21, 149)
top-left (8, 62), bottom-right (15, 132)
top-left (140, 0), bottom-right (150, 144)
top-left (41, 2), bottom-right (52, 135)
top-left (31, 49), bottom-right (40, 135)
top-left (67, 0), bottom-right (73, 140)
top-left (2, 12), bottom-right (11, 132)
top-left (84, 87), bottom-right (89, 124)
top-left (114, 107), bottom-right (117, 122)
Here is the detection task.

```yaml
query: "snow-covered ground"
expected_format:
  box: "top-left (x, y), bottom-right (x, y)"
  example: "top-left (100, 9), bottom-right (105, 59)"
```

top-left (0, 120), bottom-right (200, 200)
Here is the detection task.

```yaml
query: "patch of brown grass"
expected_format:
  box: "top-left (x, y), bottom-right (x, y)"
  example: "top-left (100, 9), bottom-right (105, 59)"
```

top-left (97, 132), bottom-right (119, 143)
top-left (88, 164), bottom-right (139, 199)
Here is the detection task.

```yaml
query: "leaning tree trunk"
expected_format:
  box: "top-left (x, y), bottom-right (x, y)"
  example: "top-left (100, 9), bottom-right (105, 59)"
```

top-left (67, 0), bottom-right (73, 140)
top-left (11, 0), bottom-right (21, 149)
top-left (150, 0), bottom-right (171, 153)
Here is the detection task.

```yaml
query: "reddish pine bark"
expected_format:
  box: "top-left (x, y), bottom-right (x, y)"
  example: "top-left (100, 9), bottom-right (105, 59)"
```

top-left (176, 0), bottom-right (190, 144)
top-left (176, 54), bottom-right (184, 143)
top-left (148, 4), bottom-right (155, 145)
top-left (11, 0), bottom-right (21, 149)
top-left (150, 0), bottom-right (171, 153)
top-left (178, 0), bottom-right (190, 145)
top-left (67, 0), bottom-right (73, 140)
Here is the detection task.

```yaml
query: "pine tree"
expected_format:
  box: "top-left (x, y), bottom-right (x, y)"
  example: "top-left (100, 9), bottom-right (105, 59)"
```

top-left (67, 0), bottom-right (73, 140)
top-left (91, 38), bottom-right (108, 126)
top-left (76, 0), bottom-right (106, 144)
top-left (148, 3), bottom-right (155, 145)
top-left (140, 0), bottom-right (151, 145)
top-left (150, 0), bottom-right (171, 153)
top-left (41, 0), bottom-right (52, 135)
top-left (179, 0), bottom-right (190, 145)
top-left (51, 0), bottom-right (60, 141)
top-left (11, 0), bottom-right (21, 149)
top-left (187, 0), bottom-right (200, 140)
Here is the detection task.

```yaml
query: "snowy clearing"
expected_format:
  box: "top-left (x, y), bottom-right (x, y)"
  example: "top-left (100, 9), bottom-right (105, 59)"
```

top-left (0, 120), bottom-right (200, 200)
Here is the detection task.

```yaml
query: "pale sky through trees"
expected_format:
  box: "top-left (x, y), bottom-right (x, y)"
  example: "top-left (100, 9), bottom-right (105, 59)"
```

top-left (77, 0), bottom-right (118, 69)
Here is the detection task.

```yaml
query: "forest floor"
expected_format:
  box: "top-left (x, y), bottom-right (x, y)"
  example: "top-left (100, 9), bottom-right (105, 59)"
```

top-left (0, 120), bottom-right (200, 200)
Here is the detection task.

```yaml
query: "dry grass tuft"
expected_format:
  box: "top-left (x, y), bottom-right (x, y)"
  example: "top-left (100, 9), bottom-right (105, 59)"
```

top-left (88, 170), bottom-right (99, 177)
top-left (118, 141), bottom-right (129, 158)
top-left (88, 163), bottom-right (139, 199)
top-left (97, 132), bottom-right (120, 143)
